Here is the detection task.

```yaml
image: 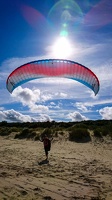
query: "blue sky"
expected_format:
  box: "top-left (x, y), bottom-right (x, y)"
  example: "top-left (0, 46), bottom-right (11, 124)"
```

top-left (0, 0), bottom-right (112, 122)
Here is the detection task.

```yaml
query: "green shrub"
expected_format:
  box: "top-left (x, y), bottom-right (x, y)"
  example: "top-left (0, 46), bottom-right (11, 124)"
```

top-left (109, 131), bottom-right (112, 138)
top-left (34, 133), bottom-right (40, 141)
top-left (15, 127), bottom-right (41, 140)
top-left (69, 128), bottom-right (91, 142)
top-left (14, 128), bottom-right (30, 139)
top-left (54, 131), bottom-right (58, 137)
top-left (28, 131), bottom-right (37, 139)
top-left (10, 127), bottom-right (21, 132)
top-left (0, 127), bottom-right (11, 136)
top-left (101, 128), bottom-right (109, 136)
top-left (94, 129), bottom-right (102, 138)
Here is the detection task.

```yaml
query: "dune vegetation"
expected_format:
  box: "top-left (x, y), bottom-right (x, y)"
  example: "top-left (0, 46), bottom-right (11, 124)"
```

top-left (0, 120), bottom-right (112, 142)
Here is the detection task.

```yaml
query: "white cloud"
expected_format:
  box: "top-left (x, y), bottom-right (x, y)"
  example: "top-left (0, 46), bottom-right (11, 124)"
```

top-left (55, 92), bottom-right (67, 98)
top-left (29, 104), bottom-right (48, 113)
top-left (12, 86), bottom-right (40, 103)
top-left (99, 107), bottom-right (112, 120)
top-left (0, 109), bottom-right (37, 122)
top-left (40, 92), bottom-right (53, 101)
top-left (50, 102), bottom-right (55, 106)
top-left (11, 86), bottom-right (68, 113)
top-left (0, 107), bottom-right (4, 111)
top-left (0, 109), bottom-right (52, 122)
top-left (67, 111), bottom-right (88, 122)
top-left (12, 86), bottom-right (49, 113)
top-left (75, 102), bottom-right (88, 112)
top-left (84, 99), bottom-right (112, 107)
top-left (48, 101), bottom-right (62, 109)
top-left (38, 114), bottom-right (52, 122)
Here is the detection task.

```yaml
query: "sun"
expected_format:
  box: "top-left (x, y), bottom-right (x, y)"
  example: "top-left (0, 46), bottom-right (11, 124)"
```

top-left (52, 36), bottom-right (73, 58)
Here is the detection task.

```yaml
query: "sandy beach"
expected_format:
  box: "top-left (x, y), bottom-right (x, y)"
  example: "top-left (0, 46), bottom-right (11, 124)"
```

top-left (0, 135), bottom-right (112, 200)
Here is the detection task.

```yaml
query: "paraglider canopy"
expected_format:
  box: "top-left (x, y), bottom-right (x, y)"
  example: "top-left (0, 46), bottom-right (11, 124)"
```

top-left (6, 59), bottom-right (100, 95)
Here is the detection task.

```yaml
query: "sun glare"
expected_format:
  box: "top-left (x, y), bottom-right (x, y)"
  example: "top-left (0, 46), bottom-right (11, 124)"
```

top-left (52, 36), bottom-right (72, 58)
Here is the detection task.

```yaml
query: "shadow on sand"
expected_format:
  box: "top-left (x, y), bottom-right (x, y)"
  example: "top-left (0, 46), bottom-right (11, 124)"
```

top-left (38, 159), bottom-right (49, 165)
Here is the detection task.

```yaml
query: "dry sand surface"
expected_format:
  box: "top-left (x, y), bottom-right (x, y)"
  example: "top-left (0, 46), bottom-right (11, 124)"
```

top-left (0, 136), bottom-right (112, 200)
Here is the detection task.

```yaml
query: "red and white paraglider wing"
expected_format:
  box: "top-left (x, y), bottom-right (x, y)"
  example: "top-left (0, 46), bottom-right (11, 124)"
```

top-left (6, 59), bottom-right (100, 95)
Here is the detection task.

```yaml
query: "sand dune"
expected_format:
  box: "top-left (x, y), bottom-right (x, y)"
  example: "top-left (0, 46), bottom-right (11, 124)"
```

top-left (0, 136), bottom-right (112, 200)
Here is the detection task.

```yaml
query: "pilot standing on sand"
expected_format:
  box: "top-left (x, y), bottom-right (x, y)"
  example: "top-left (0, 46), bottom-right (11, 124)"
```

top-left (40, 134), bottom-right (53, 160)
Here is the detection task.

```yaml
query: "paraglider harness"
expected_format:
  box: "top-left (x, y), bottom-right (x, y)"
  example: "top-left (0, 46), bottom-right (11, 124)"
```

top-left (44, 137), bottom-right (51, 151)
